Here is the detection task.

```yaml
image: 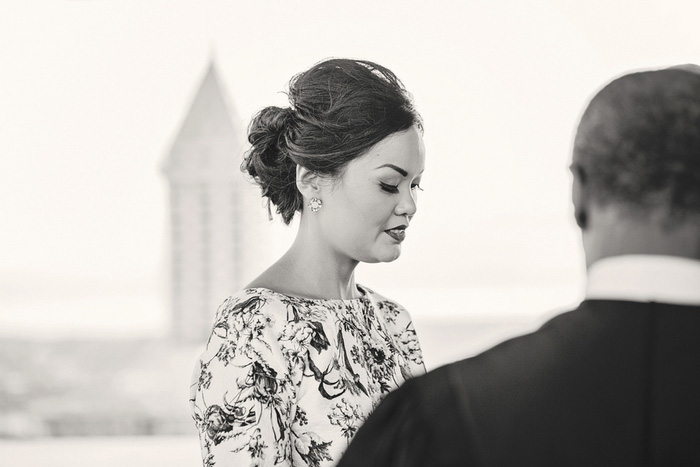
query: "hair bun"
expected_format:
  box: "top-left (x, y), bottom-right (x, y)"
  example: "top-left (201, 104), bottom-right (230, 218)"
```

top-left (247, 106), bottom-right (293, 165)
top-left (242, 106), bottom-right (299, 223)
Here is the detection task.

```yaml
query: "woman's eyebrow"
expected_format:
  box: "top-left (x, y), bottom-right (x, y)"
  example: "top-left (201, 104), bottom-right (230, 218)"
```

top-left (376, 163), bottom-right (408, 177)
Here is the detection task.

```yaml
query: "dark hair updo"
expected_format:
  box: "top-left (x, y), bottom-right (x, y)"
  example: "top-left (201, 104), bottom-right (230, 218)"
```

top-left (242, 58), bottom-right (423, 224)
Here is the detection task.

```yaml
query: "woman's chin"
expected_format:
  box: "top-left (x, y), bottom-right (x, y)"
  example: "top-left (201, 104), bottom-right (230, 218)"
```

top-left (354, 244), bottom-right (402, 264)
top-left (376, 246), bottom-right (402, 263)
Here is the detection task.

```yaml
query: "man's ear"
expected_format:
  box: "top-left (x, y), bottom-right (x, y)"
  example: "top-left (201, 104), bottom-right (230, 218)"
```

top-left (571, 163), bottom-right (588, 230)
top-left (296, 165), bottom-right (322, 200)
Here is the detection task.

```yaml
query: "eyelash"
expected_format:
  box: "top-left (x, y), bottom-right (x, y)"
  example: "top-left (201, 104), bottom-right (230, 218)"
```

top-left (380, 182), bottom-right (423, 194)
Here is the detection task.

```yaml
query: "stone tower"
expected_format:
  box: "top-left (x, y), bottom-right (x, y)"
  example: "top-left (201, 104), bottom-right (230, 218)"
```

top-left (162, 62), bottom-right (269, 343)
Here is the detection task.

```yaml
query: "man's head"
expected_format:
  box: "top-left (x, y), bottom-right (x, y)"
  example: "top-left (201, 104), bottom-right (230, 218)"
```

top-left (572, 66), bottom-right (700, 267)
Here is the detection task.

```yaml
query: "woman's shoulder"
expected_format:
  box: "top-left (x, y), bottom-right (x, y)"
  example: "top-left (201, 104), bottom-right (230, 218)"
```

top-left (361, 286), bottom-right (426, 372)
top-left (214, 288), bottom-right (290, 322)
top-left (361, 286), bottom-right (413, 323)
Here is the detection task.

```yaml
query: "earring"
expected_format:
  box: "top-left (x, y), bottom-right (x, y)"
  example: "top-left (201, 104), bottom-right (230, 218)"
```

top-left (308, 197), bottom-right (322, 212)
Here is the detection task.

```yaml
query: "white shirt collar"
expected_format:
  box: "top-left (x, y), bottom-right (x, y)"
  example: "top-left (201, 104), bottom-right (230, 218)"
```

top-left (586, 255), bottom-right (700, 305)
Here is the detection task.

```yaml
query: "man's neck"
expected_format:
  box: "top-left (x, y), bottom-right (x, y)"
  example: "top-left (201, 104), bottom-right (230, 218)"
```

top-left (582, 208), bottom-right (700, 269)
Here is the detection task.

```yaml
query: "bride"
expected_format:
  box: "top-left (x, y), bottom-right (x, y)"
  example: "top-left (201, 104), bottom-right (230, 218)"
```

top-left (190, 58), bottom-right (427, 466)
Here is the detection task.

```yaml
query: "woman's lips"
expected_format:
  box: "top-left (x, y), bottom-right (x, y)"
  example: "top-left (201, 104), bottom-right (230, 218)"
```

top-left (384, 228), bottom-right (406, 242)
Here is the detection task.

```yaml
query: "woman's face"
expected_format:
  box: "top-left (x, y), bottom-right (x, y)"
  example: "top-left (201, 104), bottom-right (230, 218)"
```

top-left (316, 125), bottom-right (426, 264)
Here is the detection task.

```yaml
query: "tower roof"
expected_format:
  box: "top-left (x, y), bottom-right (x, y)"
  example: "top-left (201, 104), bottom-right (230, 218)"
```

top-left (162, 61), bottom-right (245, 181)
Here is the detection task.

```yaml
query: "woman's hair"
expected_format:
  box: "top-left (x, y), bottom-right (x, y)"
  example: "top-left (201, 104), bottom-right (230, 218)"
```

top-left (242, 58), bottom-right (422, 224)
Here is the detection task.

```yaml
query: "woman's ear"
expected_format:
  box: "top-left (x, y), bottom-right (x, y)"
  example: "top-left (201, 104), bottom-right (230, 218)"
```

top-left (296, 165), bottom-right (322, 200)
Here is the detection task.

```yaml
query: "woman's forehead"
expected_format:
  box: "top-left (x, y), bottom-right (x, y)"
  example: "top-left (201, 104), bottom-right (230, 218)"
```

top-left (352, 128), bottom-right (425, 172)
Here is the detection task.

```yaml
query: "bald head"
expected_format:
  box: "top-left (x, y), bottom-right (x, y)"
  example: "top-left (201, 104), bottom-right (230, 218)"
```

top-left (669, 63), bottom-right (700, 75)
top-left (573, 67), bottom-right (700, 222)
top-left (572, 66), bottom-right (700, 265)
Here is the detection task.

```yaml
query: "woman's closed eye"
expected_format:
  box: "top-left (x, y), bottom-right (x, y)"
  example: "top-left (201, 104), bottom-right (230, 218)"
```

top-left (380, 182), bottom-right (424, 194)
top-left (380, 182), bottom-right (399, 194)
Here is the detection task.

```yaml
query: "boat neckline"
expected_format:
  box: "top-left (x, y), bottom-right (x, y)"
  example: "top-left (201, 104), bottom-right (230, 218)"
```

top-left (242, 285), bottom-right (369, 303)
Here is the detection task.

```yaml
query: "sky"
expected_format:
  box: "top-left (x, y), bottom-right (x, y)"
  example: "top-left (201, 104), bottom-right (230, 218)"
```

top-left (2, 0), bottom-right (700, 336)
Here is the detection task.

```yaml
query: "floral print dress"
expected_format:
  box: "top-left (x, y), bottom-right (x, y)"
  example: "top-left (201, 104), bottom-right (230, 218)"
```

top-left (190, 285), bottom-right (425, 466)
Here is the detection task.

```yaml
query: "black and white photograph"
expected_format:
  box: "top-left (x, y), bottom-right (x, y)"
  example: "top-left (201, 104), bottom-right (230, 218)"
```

top-left (2, 1), bottom-right (700, 465)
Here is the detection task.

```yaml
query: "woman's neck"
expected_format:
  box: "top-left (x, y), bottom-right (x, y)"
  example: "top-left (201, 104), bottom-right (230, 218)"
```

top-left (279, 232), bottom-right (361, 300)
top-left (248, 225), bottom-right (361, 301)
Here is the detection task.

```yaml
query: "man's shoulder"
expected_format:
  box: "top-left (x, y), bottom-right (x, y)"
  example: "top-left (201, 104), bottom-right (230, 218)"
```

top-left (412, 299), bottom-right (700, 409)
top-left (411, 302), bottom-right (640, 393)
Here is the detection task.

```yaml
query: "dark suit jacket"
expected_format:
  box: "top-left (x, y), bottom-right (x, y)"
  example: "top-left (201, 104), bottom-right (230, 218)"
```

top-left (338, 300), bottom-right (700, 466)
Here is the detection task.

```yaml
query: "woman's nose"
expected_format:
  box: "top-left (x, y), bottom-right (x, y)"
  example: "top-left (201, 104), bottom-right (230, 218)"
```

top-left (395, 190), bottom-right (417, 218)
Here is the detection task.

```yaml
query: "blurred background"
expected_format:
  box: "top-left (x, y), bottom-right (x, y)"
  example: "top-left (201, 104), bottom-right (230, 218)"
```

top-left (2, 0), bottom-right (700, 465)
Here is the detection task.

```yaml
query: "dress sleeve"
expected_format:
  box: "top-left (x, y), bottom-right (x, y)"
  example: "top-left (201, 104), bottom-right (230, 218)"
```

top-left (374, 295), bottom-right (426, 377)
top-left (189, 293), bottom-right (300, 467)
